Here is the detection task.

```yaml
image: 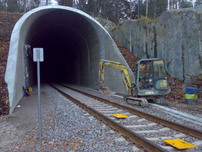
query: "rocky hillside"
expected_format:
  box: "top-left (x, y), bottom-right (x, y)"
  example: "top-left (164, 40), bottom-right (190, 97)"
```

top-left (0, 13), bottom-right (22, 115)
top-left (110, 5), bottom-right (202, 83)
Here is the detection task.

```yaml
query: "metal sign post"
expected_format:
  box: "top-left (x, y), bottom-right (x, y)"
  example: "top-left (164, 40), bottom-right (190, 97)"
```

top-left (33, 48), bottom-right (44, 141)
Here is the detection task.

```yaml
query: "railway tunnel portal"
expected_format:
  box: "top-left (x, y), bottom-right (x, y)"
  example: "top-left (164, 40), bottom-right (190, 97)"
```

top-left (5, 5), bottom-right (134, 114)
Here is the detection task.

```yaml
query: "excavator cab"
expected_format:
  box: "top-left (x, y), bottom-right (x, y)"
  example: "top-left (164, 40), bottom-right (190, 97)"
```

top-left (136, 59), bottom-right (170, 96)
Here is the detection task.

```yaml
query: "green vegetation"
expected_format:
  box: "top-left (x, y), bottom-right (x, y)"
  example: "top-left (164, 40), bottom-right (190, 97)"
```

top-left (136, 16), bottom-right (155, 23)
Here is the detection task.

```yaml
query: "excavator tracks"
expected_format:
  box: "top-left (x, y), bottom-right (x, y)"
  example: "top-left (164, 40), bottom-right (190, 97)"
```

top-left (125, 96), bottom-right (149, 106)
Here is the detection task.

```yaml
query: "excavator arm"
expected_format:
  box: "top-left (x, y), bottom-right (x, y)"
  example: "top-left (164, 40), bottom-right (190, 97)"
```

top-left (99, 59), bottom-right (133, 95)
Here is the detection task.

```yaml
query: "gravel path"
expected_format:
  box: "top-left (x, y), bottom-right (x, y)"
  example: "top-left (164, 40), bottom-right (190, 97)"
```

top-left (0, 85), bottom-right (141, 152)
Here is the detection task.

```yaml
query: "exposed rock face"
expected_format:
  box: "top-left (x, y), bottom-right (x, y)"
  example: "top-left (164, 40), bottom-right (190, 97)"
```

top-left (110, 5), bottom-right (202, 81)
top-left (95, 18), bottom-right (115, 32)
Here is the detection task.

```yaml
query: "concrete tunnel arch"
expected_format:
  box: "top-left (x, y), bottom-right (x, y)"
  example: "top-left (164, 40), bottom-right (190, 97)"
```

top-left (5, 5), bottom-right (134, 114)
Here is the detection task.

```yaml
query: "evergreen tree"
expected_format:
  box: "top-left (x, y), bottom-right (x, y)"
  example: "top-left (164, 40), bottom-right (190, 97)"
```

top-left (195, 0), bottom-right (202, 6)
top-left (71, 0), bottom-right (169, 22)
top-left (59, 0), bottom-right (73, 7)
top-left (7, 0), bottom-right (20, 12)
top-left (180, 0), bottom-right (193, 8)
top-left (155, 0), bottom-right (167, 17)
top-left (0, 1), bottom-right (4, 11)
top-left (133, 0), bottom-right (167, 19)
top-left (84, 0), bottom-right (94, 16)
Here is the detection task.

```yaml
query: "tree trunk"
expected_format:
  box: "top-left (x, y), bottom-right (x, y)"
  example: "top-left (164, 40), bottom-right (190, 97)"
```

top-left (103, 1), bottom-right (106, 19)
top-left (129, 0), bottom-right (132, 19)
top-left (138, 0), bottom-right (140, 18)
top-left (154, 0), bottom-right (156, 19)
top-left (178, 0), bottom-right (181, 9)
top-left (94, 0), bottom-right (98, 17)
top-left (23, 0), bottom-right (26, 13)
top-left (115, 0), bottom-right (119, 23)
top-left (146, 0), bottom-right (148, 18)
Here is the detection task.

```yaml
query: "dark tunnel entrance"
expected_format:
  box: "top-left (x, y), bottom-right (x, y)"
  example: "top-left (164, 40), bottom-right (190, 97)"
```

top-left (25, 9), bottom-right (96, 86)
top-left (6, 6), bottom-right (129, 113)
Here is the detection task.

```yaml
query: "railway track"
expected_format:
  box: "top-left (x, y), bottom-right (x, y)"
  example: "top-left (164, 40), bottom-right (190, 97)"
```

top-left (51, 84), bottom-right (202, 152)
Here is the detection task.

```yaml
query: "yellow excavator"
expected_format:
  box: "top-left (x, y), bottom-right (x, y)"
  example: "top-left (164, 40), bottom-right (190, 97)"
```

top-left (99, 59), bottom-right (171, 106)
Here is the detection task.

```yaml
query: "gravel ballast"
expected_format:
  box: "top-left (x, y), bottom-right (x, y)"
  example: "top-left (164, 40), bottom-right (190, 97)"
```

top-left (0, 85), bottom-right (140, 151)
top-left (57, 84), bottom-right (202, 151)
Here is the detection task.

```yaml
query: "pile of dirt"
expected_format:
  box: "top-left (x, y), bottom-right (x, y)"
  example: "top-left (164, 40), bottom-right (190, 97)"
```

top-left (0, 12), bottom-right (22, 116)
top-left (165, 76), bottom-right (185, 102)
top-left (114, 39), bottom-right (139, 73)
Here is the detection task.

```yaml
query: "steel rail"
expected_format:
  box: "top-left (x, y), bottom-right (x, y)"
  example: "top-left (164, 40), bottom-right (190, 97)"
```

top-left (60, 84), bottom-right (202, 140)
top-left (51, 84), bottom-right (168, 152)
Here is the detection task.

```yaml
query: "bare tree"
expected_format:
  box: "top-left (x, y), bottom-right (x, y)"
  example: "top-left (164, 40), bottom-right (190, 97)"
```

top-left (129, 0), bottom-right (132, 19)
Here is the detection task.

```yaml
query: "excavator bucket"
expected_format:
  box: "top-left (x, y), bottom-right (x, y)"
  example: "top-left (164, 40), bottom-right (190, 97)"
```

top-left (98, 83), bottom-right (112, 95)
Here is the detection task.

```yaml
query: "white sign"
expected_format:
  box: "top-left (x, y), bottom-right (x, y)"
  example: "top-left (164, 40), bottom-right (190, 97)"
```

top-left (33, 48), bottom-right (44, 62)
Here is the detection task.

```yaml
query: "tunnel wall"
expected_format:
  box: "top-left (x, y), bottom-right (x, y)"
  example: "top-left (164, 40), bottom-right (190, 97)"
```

top-left (5, 5), bottom-right (134, 114)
